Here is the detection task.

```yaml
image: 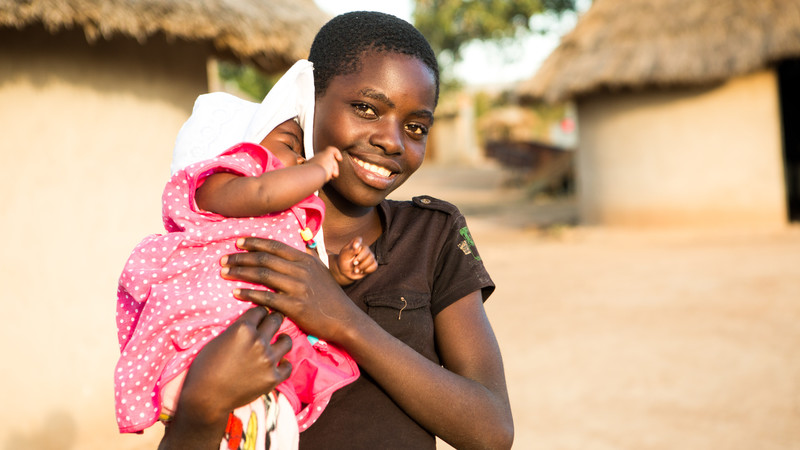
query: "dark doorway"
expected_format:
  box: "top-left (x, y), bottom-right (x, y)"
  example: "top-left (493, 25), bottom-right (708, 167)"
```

top-left (778, 59), bottom-right (800, 222)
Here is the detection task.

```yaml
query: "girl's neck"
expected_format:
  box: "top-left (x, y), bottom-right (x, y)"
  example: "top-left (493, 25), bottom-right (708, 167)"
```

top-left (319, 187), bottom-right (383, 253)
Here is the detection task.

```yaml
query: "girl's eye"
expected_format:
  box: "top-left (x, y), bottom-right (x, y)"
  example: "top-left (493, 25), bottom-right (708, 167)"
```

top-left (352, 103), bottom-right (377, 118)
top-left (406, 123), bottom-right (429, 137)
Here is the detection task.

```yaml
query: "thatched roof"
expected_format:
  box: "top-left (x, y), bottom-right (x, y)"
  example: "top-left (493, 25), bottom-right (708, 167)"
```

top-left (519, 0), bottom-right (800, 103)
top-left (0, 0), bottom-right (329, 72)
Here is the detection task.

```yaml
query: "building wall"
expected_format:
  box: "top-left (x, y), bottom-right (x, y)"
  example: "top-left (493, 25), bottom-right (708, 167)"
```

top-left (576, 69), bottom-right (787, 227)
top-left (0, 26), bottom-right (209, 449)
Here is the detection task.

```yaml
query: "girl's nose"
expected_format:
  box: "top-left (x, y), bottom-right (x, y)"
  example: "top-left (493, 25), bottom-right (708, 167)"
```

top-left (369, 118), bottom-right (404, 155)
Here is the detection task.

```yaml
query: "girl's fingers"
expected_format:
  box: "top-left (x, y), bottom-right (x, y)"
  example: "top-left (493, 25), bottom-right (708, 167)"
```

top-left (222, 249), bottom-right (293, 272)
top-left (239, 304), bottom-right (269, 326)
top-left (223, 265), bottom-right (300, 294)
top-left (270, 333), bottom-right (293, 357)
top-left (235, 237), bottom-right (305, 261)
top-left (235, 288), bottom-right (282, 310)
top-left (255, 308), bottom-right (285, 332)
top-left (275, 358), bottom-right (293, 382)
top-left (221, 239), bottom-right (311, 286)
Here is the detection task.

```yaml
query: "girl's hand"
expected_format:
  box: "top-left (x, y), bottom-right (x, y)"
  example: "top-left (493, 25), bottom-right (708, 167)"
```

top-left (176, 307), bottom-right (291, 424)
top-left (221, 237), bottom-right (364, 344)
top-left (306, 146), bottom-right (342, 182)
top-left (159, 307), bottom-right (291, 450)
top-left (219, 239), bottom-right (514, 449)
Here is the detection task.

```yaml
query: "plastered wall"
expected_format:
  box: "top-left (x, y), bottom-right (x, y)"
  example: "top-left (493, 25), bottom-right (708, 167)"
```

top-left (576, 69), bottom-right (787, 228)
top-left (0, 27), bottom-right (208, 449)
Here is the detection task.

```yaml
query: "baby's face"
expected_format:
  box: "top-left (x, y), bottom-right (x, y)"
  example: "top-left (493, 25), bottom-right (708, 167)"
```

top-left (259, 119), bottom-right (304, 167)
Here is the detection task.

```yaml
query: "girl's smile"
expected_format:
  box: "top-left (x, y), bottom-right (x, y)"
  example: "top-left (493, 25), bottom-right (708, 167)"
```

top-left (352, 155), bottom-right (393, 178)
top-left (348, 154), bottom-right (398, 190)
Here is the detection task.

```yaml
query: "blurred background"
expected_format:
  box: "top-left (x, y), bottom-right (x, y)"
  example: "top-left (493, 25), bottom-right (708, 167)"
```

top-left (1, 0), bottom-right (799, 448)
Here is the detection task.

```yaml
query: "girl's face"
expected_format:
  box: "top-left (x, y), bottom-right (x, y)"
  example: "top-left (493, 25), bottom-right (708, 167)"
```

top-left (313, 51), bottom-right (437, 208)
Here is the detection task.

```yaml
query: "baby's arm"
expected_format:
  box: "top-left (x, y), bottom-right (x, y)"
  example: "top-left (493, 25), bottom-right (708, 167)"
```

top-left (328, 237), bottom-right (378, 286)
top-left (196, 146), bottom-right (341, 217)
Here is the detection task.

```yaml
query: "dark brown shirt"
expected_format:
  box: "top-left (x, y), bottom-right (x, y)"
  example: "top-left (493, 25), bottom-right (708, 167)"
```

top-left (299, 196), bottom-right (495, 449)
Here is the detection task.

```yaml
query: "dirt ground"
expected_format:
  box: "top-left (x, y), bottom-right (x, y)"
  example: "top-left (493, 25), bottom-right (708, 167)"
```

top-left (391, 161), bottom-right (800, 450)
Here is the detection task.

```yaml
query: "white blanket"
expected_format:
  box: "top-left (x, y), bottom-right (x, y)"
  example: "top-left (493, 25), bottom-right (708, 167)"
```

top-left (171, 59), bottom-right (316, 174)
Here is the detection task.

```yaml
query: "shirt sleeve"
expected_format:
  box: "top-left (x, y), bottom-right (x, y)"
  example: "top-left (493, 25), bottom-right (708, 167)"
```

top-left (429, 206), bottom-right (495, 316)
top-left (161, 143), bottom-right (278, 231)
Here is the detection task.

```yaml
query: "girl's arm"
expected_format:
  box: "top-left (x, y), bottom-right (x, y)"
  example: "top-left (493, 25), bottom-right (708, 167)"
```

top-left (196, 146), bottom-right (340, 217)
top-left (223, 238), bottom-right (514, 449)
top-left (341, 291), bottom-right (513, 449)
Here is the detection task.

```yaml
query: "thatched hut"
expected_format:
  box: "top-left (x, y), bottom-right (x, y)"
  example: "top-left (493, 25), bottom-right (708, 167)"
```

top-left (518, 0), bottom-right (800, 227)
top-left (0, 1), bottom-right (326, 447)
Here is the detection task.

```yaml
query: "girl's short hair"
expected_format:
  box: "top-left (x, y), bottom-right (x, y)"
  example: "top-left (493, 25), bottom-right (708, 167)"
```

top-left (308, 11), bottom-right (440, 105)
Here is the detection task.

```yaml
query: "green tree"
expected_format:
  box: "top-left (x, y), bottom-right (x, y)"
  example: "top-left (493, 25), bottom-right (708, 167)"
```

top-left (218, 60), bottom-right (281, 101)
top-left (412, 0), bottom-right (580, 85)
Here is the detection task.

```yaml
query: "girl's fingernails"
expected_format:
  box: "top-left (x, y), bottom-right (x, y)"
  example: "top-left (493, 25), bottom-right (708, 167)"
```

top-left (236, 238), bottom-right (245, 248)
top-left (220, 256), bottom-right (228, 265)
top-left (221, 267), bottom-right (230, 276)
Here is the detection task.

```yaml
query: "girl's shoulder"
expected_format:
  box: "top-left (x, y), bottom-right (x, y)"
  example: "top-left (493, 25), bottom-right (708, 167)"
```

top-left (380, 196), bottom-right (468, 242)
top-left (385, 195), bottom-right (462, 216)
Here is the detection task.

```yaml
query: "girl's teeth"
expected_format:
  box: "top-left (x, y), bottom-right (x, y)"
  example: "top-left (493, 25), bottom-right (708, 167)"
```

top-left (355, 158), bottom-right (391, 177)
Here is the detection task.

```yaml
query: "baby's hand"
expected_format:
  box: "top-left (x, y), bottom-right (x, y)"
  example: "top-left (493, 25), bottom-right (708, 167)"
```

top-left (307, 146), bottom-right (342, 182)
top-left (337, 237), bottom-right (378, 282)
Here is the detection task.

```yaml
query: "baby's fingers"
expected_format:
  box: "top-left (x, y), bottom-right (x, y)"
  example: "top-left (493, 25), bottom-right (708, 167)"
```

top-left (331, 160), bottom-right (339, 179)
top-left (339, 237), bottom-right (363, 259)
top-left (359, 257), bottom-right (378, 275)
top-left (354, 245), bottom-right (374, 263)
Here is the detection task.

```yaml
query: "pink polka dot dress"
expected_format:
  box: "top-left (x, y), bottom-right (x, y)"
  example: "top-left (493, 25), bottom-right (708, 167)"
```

top-left (114, 142), bottom-right (359, 434)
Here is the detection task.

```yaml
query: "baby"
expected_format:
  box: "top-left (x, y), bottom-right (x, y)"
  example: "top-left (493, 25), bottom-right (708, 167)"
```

top-left (116, 72), bottom-right (374, 448)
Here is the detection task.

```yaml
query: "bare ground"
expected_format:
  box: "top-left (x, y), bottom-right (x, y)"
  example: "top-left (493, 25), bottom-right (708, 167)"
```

top-left (391, 162), bottom-right (800, 450)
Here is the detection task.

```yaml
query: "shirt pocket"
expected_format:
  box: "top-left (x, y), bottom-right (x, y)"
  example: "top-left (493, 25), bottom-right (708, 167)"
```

top-left (362, 292), bottom-right (437, 362)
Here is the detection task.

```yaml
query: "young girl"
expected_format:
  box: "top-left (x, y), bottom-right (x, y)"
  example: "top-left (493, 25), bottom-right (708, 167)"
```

top-left (115, 61), bottom-right (376, 449)
top-left (158, 11), bottom-right (514, 450)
